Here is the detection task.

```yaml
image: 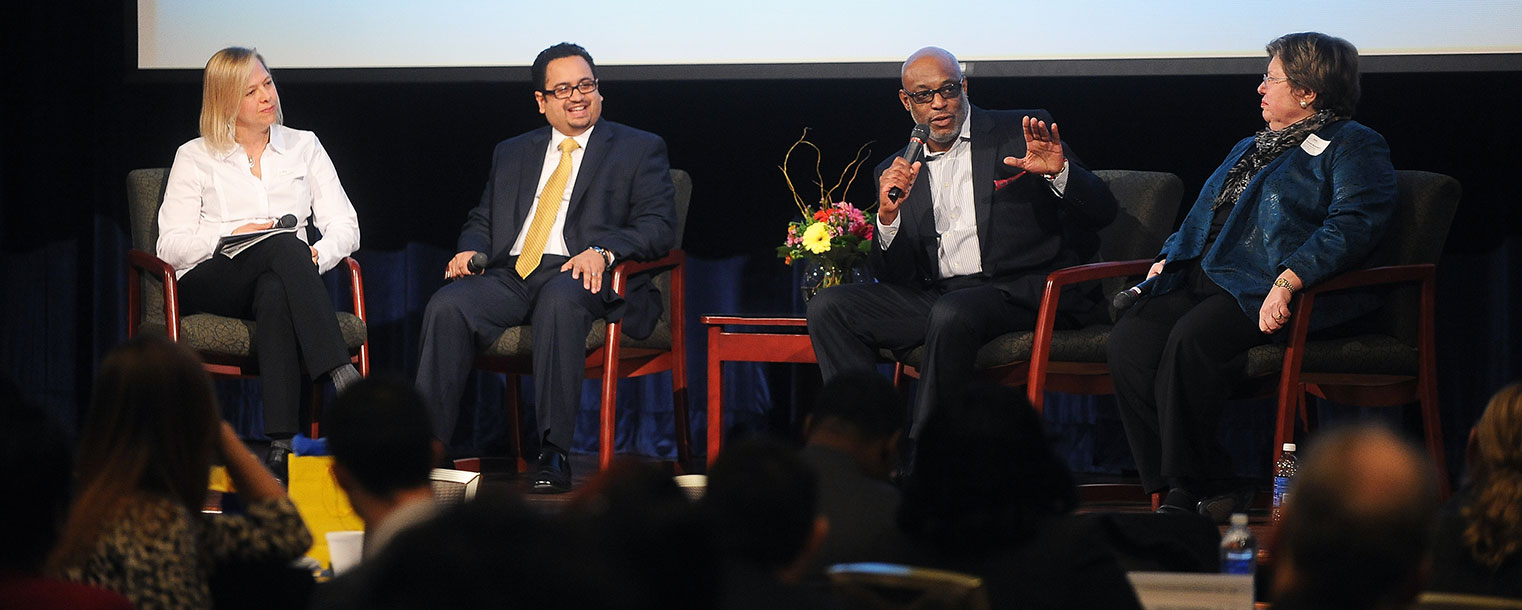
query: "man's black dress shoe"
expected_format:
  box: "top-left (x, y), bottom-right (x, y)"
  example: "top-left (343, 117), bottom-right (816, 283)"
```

top-left (530, 449), bottom-right (572, 494)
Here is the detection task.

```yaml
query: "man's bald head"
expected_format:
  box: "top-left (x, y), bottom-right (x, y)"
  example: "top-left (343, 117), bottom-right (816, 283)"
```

top-left (1277, 426), bottom-right (1439, 609)
top-left (902, 47), bottom-right (962, 82)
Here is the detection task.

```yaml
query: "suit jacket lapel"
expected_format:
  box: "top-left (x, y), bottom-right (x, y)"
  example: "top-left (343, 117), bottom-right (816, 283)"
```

top-left (514, 128), bottom-right (552, 230)
top-left (568, 122), bottom-right (614, 214)
top-left (970, 107), bottom-right (996, 258)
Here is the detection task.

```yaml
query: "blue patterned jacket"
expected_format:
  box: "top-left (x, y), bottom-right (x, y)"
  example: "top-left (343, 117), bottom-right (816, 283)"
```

top-left (1153, 119), bottom-right (1398, 330)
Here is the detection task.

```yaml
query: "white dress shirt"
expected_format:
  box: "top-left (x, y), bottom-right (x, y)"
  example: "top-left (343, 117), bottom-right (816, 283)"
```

top-left (876, 115), bottom-right (1071, 280)
top-left (509, 125), bottom-right (594, 259)
top-left (157, 125), bottom-right (361, 277)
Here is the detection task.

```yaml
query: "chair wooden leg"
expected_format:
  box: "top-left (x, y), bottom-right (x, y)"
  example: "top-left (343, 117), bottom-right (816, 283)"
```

top-left (505, 374), bottom-right (525, 473)
top-left (306, 380), bottom-right (323, 438)
top-left (599, 330), bottom-right (622, 472)
top-left (1419, 384), bottom-right (1449, 497)
top-left (671, 352), bottom-right (692, 469)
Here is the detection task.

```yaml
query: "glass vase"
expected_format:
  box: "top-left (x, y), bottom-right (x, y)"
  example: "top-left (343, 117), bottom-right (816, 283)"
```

top-left (800, 258), bottom-right (868, 302)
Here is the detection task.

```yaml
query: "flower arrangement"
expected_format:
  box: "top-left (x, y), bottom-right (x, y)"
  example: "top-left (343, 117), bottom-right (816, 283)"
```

top-left (776, 129), bottom-right (875, 275)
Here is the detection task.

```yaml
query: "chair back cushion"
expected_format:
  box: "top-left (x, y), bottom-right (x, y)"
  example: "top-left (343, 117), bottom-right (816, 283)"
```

top-left (127, 168), bottom-right (171, 328)
top-left (1093, 170), bottom-right (1184, 263)
top-left (1094, 170), bottom-right (1185, 320)
top-left (671, 168), bottom-right (692, 250)
top-left (1369, 171), bottom-right (1461, 344)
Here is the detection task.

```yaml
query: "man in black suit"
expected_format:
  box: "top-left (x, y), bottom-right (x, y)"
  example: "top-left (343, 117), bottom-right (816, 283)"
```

top-left (807, 46), bottom-right (1116, 437)
top-left (416, 42), bottom-right (676, 493)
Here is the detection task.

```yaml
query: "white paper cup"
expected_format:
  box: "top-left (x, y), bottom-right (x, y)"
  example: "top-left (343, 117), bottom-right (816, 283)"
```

top-left (673, 474), bottom-right (707, 501)
top-left (326, 530), bottom-right (365, 575)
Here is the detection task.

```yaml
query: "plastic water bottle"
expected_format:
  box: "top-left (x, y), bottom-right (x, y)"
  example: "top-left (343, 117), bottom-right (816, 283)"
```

top-left (1220, 512), bottom-right (1257, 576)
top-left (1271, 443), bottom-right (1298, 522)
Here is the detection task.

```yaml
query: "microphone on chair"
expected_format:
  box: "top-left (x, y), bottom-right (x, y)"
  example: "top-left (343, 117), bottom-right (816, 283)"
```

top-left (1112, 276), bottom-right (1158, 311)
top-left (887, 124), bottom-right (931, 202)
top-left (274, 214), bottom-right (298, 229)
top-left (466, 252), bottom-right (488, 274)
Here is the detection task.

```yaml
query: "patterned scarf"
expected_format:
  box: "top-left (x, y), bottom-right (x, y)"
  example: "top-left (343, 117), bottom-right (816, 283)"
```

top-left (1212, 109), bottom-right (1341, 210)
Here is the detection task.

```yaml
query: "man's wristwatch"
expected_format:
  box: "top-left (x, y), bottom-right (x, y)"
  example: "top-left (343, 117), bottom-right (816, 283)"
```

top-left (590, 245), bottom-right (615, 268)
top-left (1273, 277), bottom-right (1296, 293)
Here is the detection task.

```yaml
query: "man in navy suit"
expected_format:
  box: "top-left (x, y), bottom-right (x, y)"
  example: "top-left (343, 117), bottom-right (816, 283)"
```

top-left (416, 42), bottom-right (676, 493)
top-left (807, 47), bottom-right (1117, 439)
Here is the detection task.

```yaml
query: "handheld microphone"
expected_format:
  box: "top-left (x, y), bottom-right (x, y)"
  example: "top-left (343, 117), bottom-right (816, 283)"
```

top-left (1112, 276), bottom-right (1158, 311)
top-left (274, 214), bottom-right (298, 229)
top-left (466, 252), bottom-right (488, 274)
top-left (887, 124), bottom-right (931, 202)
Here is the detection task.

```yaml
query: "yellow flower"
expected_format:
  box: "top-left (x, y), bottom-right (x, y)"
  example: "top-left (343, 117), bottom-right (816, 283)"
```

top-left (802, 222), bottom-right (832, 254)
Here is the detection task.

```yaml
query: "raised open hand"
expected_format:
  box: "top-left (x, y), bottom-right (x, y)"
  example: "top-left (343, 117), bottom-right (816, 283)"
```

top-left (1002, 115), bottom-right (1066, 176)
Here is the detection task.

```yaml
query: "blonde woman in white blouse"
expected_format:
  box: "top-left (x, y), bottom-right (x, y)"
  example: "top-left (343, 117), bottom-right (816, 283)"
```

top-left (157, 47), bottom-right (361, 462)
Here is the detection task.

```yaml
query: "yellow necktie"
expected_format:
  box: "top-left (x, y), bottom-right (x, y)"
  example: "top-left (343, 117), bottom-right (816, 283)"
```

top-left (516, 138), bottom-right (580, 278)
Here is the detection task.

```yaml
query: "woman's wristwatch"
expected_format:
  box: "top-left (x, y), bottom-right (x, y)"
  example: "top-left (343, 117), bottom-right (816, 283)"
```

top-left (1273, 277), bottom-right (1296, 293)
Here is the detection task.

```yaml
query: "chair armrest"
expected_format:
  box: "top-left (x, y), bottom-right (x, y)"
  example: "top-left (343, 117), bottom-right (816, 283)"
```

top-left (1042, 259), bottom-right (1157, 292)
top-left (1278, 263), bottom-right (1437, 390)
top-left (337, 256), bottom-right (367, 322)
top-left (1298, 264), bottom-right (1434, 296)
top-left (609, 250), bottom-right (685, 299)
top-left (126, 249), bottom-right (181, 340)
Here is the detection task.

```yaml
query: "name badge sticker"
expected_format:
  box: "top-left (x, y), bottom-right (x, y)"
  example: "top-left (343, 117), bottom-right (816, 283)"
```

top-left (1301, 134), bottom-right (1330, 156)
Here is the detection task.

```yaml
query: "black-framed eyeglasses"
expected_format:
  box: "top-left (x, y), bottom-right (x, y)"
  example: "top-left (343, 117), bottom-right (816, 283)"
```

top-left (542, 79), bottom-right (599, 99)
top-left (904, 82), bottom-right (963, 104)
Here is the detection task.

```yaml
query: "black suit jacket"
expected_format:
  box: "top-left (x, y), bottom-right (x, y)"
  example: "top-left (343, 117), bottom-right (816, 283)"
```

top-left (870, 106), bottom-right (1117, 312)
top-left (457, 120), bottom-right (676, 338)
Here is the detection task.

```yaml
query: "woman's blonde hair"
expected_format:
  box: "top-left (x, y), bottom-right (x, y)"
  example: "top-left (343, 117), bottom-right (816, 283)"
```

top-left (1462, 382), bottom-right (1522, 570)
top-left (198, 46), bottom-right (282, 152)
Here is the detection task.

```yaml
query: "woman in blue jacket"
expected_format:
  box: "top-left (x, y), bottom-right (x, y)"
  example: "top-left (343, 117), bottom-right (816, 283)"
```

top-left (1107, 32), bottom-right (1397, 522)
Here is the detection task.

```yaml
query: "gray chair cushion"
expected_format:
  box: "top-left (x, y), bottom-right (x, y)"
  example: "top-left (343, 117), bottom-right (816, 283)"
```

top-left (1245, 334), bottom-right (1419, 379)
top-left (481, 318), bottom-right (673, 358)
top-left (139, 312), bottom-right (367, 357)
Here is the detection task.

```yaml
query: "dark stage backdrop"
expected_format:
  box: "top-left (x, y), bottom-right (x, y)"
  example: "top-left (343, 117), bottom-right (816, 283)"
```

top-left (4, 4), bottom-right (1519, 480)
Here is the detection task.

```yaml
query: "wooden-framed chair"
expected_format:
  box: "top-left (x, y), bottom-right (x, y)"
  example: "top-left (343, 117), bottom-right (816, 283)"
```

top-left (124, 168), bottom-right (370, 438)
top-left (827, 562), bottom-right (990, 610)
top-left (891, 170), bottom-right (1185, 411)
top-left (1244, 170), bottom-right (1461, 494)
top-left (472, 168), bottom-right (693, 472)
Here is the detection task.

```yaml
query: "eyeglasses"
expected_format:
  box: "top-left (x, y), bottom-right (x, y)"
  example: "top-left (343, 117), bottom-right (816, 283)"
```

top-left (904, 82), bottom-right (963, 104)
top-left (1261, 73), bottom-right (1291, 85)
top-left (542, 79), bottom-right (599, 100)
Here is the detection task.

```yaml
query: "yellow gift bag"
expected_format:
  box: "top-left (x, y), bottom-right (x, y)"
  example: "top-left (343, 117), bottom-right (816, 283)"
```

top-left (287, 455), bottom-right (365, 570)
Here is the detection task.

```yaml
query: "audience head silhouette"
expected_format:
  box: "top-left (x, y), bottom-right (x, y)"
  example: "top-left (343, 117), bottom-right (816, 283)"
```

top-left (898, 382), bottom-right (1078, 556)
top-left (805, 369), bottom-right (905, 480)
top-left (702, 438), bottom-right (825, 580)
top-left (1274, 425), bottom-right (1439, 609)
top-left (326, 375), bottom-right (438, 501)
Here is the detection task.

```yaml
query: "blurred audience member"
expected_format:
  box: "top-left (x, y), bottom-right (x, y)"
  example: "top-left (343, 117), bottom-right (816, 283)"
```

top-left (0, 379), bottom-right (133, 609)
top-left (897, 383), bottom-right (1142, 610)
top-left (1429, 382), bottom-right (1522, 599)
top-left (561, 461), bottom-right (720, 610)
top-left (45, 337), bottom-right (311, 610)
top-left (1270, 425), bottom-right (1439, 610)
top-left (799, 370), bottom-right (908, 576)
top-left (324, 376), bottom-right (442, 559)
top-left (319, 493), bottom-right (621, 610)
top-left (703, 438), bottom-right (839, 610)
